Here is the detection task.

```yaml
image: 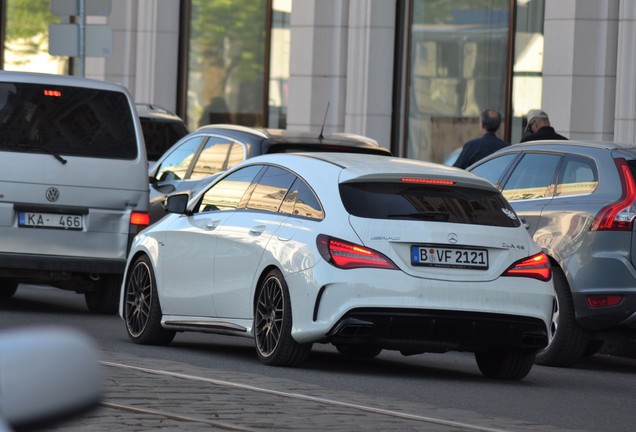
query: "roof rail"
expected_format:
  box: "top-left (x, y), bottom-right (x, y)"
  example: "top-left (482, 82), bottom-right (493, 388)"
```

top-left (197, 124), bottom-right (268, 139)
top-left (328, 132), bottom-right (380, 147)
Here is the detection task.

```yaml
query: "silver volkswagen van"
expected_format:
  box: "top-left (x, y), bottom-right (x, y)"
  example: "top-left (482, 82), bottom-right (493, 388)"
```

top-left (0, 71), bottom-right (149, 313)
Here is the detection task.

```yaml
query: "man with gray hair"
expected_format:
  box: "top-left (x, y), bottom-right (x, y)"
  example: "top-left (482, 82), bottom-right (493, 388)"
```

top-left (453, 108), bottom-right (508, 169)
top-left (521, 109), bottom-right (568, 142)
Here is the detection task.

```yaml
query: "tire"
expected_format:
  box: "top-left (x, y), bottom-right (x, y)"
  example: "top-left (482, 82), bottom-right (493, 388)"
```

top-left (0, 280), bottom-right (18, 298)
top-left (84, 275), bottom-right (121, 314)
top-left (475, 349), bottom-right (536, 380)
top-left (123, 255), bottom-right (175, 345)
top-left (583, 339), bottom-right (605, 357)
top-left (335, 345), bottom-right (382, 358)
top-left (535, 267), bottom-right (588, 367)
top-left (254, 269), bottom-right (311, 366)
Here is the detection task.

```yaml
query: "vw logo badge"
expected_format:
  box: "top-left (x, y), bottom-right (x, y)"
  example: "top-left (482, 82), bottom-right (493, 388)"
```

top-left (448, 233), bottom-right (458, 244)
top-left (45, 187), bottom-right (60, 202)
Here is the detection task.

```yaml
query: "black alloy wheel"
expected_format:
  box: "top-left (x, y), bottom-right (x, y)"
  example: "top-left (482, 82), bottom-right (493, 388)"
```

top-left (254, 269), bottom-right (311, 366)
top-left (124, 255), bottom-right (175, 345)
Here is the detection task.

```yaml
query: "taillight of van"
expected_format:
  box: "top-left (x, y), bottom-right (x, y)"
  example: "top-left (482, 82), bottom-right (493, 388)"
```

top-left (130, 212), bottom-right (150, 233)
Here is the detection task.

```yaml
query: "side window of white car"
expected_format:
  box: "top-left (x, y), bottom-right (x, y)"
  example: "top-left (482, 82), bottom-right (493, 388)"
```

top-left (196, 165), bottom-right (263, 213)
top-left (280, 178), bottom-right (324, 220)
top-left (245, 166), bottom-right (296, 213)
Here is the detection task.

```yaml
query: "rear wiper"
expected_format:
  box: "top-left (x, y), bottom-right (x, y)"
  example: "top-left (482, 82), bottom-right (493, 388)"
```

top-left (0, 144), bottom-right (67, 164)
top-left (387, 212), bottom-right (450, 221)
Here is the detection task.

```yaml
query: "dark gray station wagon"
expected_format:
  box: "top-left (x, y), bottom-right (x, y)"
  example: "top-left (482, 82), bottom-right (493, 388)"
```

top-left (147, 124), bottom-right (392, 223)
top-left (469, 140), bottom-right (636, 367)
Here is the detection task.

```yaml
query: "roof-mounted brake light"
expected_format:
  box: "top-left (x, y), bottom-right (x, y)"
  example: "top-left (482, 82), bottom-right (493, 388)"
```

top-left (400, 178), bottom-right (455, 185)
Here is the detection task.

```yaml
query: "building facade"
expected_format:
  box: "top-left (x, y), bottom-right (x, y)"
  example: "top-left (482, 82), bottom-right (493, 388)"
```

top-left (2, 0), bottom-right (636, 162)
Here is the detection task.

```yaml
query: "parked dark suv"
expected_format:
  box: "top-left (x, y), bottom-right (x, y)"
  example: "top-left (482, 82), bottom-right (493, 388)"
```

top-left (468, 140), bottom-right (636, 367)
top-left (136, 103), bottom-right (188, 163)
top-left (148, 124), bottom-right (392, 223)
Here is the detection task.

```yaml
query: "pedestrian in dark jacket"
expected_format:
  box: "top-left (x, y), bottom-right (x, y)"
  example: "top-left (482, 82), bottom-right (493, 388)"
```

top-left (520, 109), bottom-right (568, 142)
top-left (453, 109), bottom-right (508, 169)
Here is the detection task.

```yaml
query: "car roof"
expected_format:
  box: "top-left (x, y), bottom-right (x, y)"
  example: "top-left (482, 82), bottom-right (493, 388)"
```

top-left (507, 139), bottom-right (636, 152)
top-left (195, 124), bottom-right (392, 154)
top-left (0, 70), bottom-right (128, 93)
top-left (239, 152), bottom-right (499, 191)
top-left (136, 103), bottom-right (186, 123)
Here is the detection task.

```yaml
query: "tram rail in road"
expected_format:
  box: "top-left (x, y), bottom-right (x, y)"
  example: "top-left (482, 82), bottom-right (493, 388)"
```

top-left (47, 351), bottom-right (585, 432)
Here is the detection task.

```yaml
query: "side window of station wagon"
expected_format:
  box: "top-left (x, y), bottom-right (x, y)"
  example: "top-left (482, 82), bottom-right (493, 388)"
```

top-left (555, 155), bottom-right (598, 197)
top-left (245, 166), bottom-right (296, 212)
top-left (470, 153), bottom-right (517, 188)
top-left (155, 136), bottom-right (204, 182)
top-left (501, 153), bottom-right (562, 201)
top-left (190, 137), bottom-right (247, 180)
top-left (280, 178), bottom-right (324, 220)
top-left (197, 165), bottom-right (263, 212)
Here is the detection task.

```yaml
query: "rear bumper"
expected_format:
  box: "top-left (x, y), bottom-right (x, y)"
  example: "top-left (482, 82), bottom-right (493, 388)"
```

top-left (326, 308), bottom-right (548, 353)
top-left (573, 292), bottom-right (636, 331)
top-left (565, 234), bottom-right (636, 331)
top-left (0, 252), bottom-right (126, 276)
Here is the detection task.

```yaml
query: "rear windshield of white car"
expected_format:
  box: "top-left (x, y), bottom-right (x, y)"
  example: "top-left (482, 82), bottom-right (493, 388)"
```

top-left (340, 182), bottom-right (521, 227)
top-left (0, 82), bottom-right (137, 159)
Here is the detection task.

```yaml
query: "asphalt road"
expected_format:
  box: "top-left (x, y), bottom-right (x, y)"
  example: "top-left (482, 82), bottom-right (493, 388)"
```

top-left (1, 284), bottom-right (635, 432)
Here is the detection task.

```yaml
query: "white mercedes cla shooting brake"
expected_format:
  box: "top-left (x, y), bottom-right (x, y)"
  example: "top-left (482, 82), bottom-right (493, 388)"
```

top-left (120, 153), bottom-right (555, 380)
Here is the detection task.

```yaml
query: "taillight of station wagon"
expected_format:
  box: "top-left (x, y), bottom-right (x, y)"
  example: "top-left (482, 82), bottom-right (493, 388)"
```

top-left (590, 158), bottom-right (636, 231)
top-left (316, 235), bottom-right (398, 270)
top-left (502, 252), bottom-right (551, 281)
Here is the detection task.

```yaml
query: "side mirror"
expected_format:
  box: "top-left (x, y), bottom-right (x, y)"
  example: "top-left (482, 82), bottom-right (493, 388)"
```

top-left (165, 193), bottom-right (190, 214)
top-left (0, 326), bottom-right (102, 429)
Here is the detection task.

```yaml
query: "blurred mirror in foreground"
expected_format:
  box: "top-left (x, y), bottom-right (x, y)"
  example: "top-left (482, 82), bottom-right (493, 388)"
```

top-left (0, 326), bottom-right (103, 430)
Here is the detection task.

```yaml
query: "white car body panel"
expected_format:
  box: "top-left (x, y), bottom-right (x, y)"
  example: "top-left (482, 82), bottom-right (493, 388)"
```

top-left (213, 211), bottom-right (290, 319)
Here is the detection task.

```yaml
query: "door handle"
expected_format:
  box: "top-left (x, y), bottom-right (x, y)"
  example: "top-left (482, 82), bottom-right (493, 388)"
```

top-left (249, 225), bottom-right (266, 236)
top-left (205, 220), bottom-right (220, 230)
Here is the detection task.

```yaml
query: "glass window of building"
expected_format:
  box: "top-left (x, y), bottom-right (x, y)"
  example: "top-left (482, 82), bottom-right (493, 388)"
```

top-left (268, 0), bottom-right (290, 129)
top-left (186, 0), bottom-right (290, 131)
top-left (512, 0), bottom-right (545, 142)
top-left (187, 0), bottom-right (267, 130)
top-left (406, 0), bottom-right (510, 164)
top-left (1, 0), bottom-right (69, 73)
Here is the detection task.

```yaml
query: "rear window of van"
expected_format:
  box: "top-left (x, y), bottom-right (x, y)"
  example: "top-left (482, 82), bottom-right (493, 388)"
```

top-left (0, 82), bottom-right (137, 159)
